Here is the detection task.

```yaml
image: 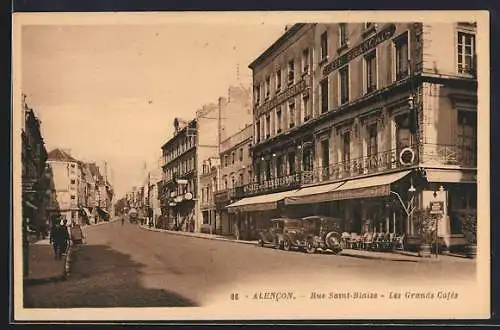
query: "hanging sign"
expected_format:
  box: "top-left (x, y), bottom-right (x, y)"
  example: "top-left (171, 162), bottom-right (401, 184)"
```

top-left (322, 24), bottom-right (397, 76)
top-left (429, 201), bottom-right (444, 214)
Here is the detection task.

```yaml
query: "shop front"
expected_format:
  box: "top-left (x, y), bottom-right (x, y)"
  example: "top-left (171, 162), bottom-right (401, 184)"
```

top-left (283, 170), bottom-right (415, 235)
top-left (226, 189), bottom-right (299, 240)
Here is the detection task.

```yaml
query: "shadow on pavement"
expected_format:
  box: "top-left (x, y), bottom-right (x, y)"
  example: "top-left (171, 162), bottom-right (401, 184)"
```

top-left (24, 244), bottom-right (197, 308)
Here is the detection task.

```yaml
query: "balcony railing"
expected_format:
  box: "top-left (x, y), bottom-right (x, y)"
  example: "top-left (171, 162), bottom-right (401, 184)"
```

top-left (421, 143), bottom-right (476, 167)
top-left (236, 143), bottom-right (475, 198)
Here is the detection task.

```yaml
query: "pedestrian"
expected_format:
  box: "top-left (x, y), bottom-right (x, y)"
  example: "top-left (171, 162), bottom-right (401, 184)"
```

top-left (58, 219), bottom-right (70, 257)
top-left (50, 220), bottom-right (61, 260)
top-left (121, 216), bottom-right (125, 226)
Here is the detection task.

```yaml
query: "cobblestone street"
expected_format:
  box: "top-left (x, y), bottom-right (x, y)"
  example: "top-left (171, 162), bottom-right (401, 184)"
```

top-left (23, 220), bottom-right (476, 309)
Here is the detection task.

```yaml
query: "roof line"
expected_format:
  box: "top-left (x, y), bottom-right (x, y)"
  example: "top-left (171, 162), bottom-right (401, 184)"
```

top-left (248, 24), bottom-right (307, 70)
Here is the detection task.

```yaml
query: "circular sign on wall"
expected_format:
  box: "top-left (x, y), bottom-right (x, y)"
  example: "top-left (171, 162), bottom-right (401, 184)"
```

top-left (184, 192), bottom-right (193, 200)
top-left (399, 147), bottom-right (415, 166)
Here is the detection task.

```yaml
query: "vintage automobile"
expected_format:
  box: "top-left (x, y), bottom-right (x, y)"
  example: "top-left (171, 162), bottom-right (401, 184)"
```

top-left (128, 208), bottom-right (139, 224)
top-left (302, 216), bottom-right (343, 254)
top-left (257, 217), bottom-right (307, 251)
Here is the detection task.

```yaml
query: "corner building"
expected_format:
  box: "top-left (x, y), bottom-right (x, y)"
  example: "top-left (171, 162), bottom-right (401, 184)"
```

top-left (227, 22), bottom-right (477, 242)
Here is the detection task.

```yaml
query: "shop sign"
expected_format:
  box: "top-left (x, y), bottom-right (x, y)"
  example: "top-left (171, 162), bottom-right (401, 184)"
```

top-left (256, 79), bottom-right (308, 115)
top-left (399, 147), bottom-right (416, 166)
top-left (429, 201), bottom-right (444, 214)
top-left (322, 24), bottom-right (396, 76)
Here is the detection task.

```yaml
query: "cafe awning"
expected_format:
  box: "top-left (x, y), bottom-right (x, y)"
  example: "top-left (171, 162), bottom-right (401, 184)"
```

top-left (284, 170), bottom-right (411, 205)
top-left (227, 189), bottom-right (299, 213)
top-left (284, 181), bottom-right (346, 205)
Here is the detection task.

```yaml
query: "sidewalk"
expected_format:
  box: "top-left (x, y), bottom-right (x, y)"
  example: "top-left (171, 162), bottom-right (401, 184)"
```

top-left (139, 225), bottom-right (474, 263)
top-left (24, 240), bottom-right (68, 285)
top-left (139, 225), bottom-right (257, 246)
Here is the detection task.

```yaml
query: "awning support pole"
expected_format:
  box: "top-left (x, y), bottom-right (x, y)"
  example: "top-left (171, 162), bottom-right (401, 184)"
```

top-left (390, 190), bottom-right (415, 235)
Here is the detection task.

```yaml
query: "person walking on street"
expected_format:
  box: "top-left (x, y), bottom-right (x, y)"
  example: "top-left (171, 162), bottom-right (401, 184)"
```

top-left (59, 219), bottom-right (70, 258)
top-left (50, 220), bottom-right (61, 260)
top-left (121, 216), bottom-right (125, 226)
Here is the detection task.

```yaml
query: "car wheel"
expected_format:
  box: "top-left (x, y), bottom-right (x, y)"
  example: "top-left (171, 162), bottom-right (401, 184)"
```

top-left (283, 239), bottom-right (292, 251)
top-left (258, 238), bottom-right (265, 247)
top-left (306, 240), bottom-right (316, 254)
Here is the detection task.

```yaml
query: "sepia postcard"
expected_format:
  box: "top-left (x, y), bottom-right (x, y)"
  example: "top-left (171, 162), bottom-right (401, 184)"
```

top-left (12, 11), bottom-right (490, 322)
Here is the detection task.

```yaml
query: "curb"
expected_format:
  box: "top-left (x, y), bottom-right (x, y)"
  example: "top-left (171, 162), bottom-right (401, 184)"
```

top-left (339, 250), bottom-right (432, 263)
top-left (139, 225), bottom-right (258, 246)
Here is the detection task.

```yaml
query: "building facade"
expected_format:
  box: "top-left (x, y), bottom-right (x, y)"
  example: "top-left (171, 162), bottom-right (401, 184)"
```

top-left (45, 149), bottom-right (81, 226)
top-left (160, 118), bottom-right (198, 231)
top-left (228, 22), bottom-right (477, 243)
top-left (21, 98), bottom-right (49, 243)
top-left (214, 124), bottom-right (254, 238)
top-left (159, 85), bottom-right (253, 233)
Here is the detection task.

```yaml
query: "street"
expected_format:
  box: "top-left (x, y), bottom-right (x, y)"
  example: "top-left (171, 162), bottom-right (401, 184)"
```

top-left (24, 221), bottom-right (476, 309)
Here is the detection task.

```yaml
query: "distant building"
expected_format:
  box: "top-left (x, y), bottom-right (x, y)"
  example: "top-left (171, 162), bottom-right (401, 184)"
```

top-left (159, 85), bottom-right (253, 232)
top-left (45, 148), bottom-right (81, 225)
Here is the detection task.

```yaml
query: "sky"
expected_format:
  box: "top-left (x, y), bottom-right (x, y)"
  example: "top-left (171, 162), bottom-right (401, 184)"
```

top-left (21, 18), bottom-right (286, 198)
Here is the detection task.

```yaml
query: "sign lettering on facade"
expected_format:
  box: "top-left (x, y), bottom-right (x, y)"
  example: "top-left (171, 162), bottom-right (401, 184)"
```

top-left (256, 79), bottom-right (308, 116)
top-left (322, 24), bottom-right (397, 77)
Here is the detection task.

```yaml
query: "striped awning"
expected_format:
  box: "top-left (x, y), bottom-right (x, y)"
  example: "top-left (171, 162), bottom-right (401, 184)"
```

top-left (284, 170), bottom-right (412, 205)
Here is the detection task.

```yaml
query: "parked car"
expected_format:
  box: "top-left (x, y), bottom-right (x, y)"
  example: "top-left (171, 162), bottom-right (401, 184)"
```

top-left (302, 216), bottom-right (343, 254)
top-left (128, 208), bottom-right (138, 223)
top-left (257, 217), bottom-right (307, 251)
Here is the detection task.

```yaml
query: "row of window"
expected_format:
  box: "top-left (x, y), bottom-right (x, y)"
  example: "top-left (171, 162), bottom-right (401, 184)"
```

top-left (252, 110), bottom-right (476, 182)
top-left (221, 145), bottom-right (251, 168)
top-left (255, 49), bottom-right (310, 105)
top-left (164, 156), bottom-right (196, 181)
top-left (254, 30), bottom-right (475, 138)
top-left (163, 136), bottom-right (195, 163)
top-left (221, 169), bottom-right (253, 190)
top-left (255, 95), bottom-right (312, 143)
